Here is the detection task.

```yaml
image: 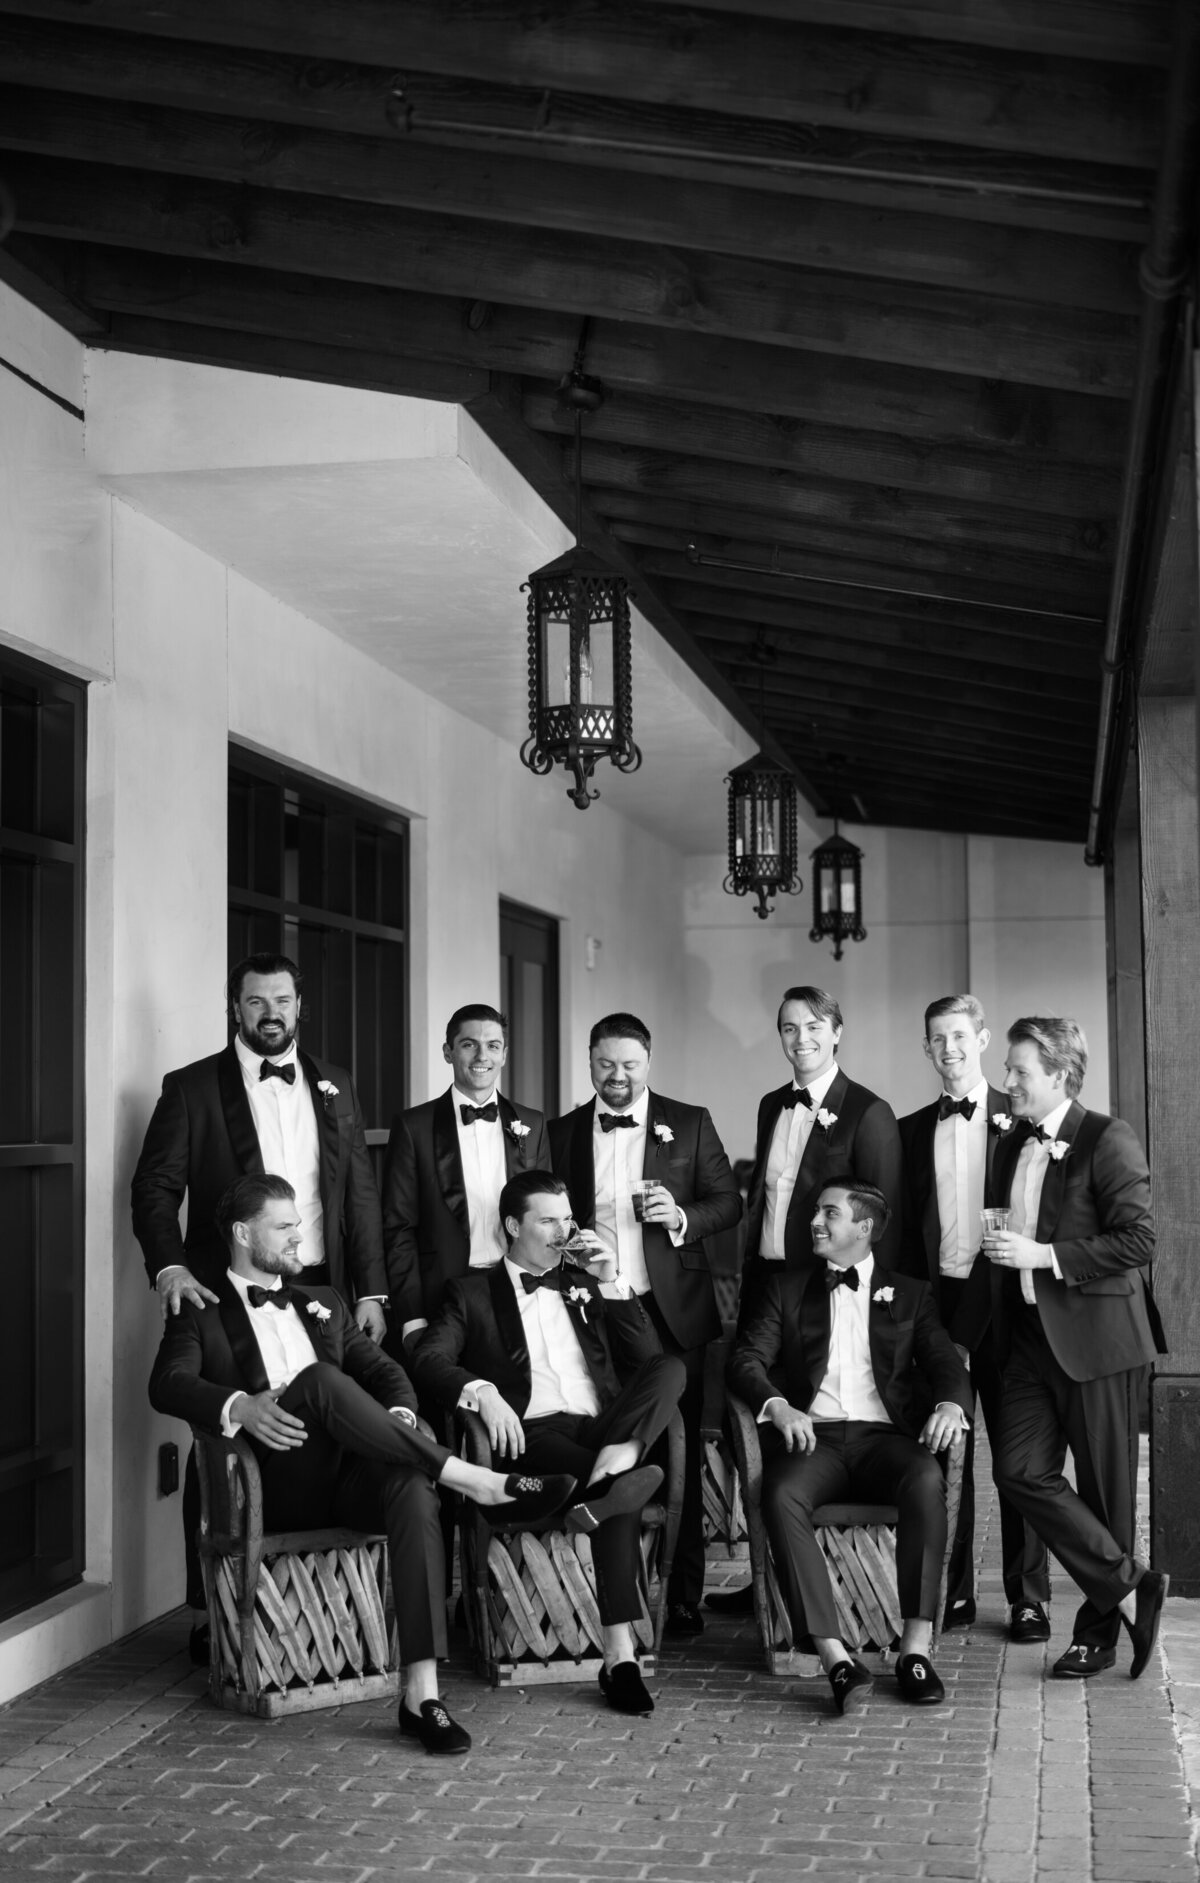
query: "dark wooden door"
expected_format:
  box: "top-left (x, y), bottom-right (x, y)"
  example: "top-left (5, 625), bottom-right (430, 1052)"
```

top-left (499, 901), bottom-right (559, 1119)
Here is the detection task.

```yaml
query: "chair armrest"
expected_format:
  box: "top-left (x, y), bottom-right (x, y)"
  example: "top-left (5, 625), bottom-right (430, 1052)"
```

top-left (725, 1393), bottom-right (763, 1521)
top-left (191, 1427), bottom-right (264, 1552)
top-left (454, 1405), bottom-right (493, 1468)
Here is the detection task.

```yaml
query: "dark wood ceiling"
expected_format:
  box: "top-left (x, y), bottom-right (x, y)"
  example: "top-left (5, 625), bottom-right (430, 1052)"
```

top-left (0, 0), bottom-right (1175, 839)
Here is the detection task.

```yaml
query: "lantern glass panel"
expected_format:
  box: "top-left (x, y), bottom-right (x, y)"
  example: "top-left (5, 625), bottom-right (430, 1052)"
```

top-left (819, 860), bottom-right (835, 914)
top-left (541, 596), bottom-right (573, 710)
top-left (839, 863), bottom-right (857, 914)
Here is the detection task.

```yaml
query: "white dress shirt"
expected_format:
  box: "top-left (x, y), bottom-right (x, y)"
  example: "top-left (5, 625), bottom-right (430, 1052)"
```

top-left (760, 1063), bottom-right (840, 1260)
top-left (591, 1089), bottom-right (686, 1296)
top-left (461, 1259), bottom-right (600, 1421)
top-left (1006, 1098), bottom-right (1070, 1305)
top-left (933, 1079), bottom-right (989, 1279)
top-left (236, 1033), bottom-right (325, 1269)
top-left (451, 1085), bottom-right (509, 1268)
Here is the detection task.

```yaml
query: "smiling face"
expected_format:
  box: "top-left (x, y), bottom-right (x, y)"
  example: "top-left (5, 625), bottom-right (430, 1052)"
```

top-left (444, 1016), bottom-right (508, 1098)
top-left (778, 999), bottom-right (842, 1087)
top-left (924, 1009), bottom-right (990, 1095)
top-left (1003, 1037), bottom-right (1067, 1124)
top-left (505, 1189), bottom-right (575, 1274)
top-left (233, 970), bottom-right (300, 1060)
top-left (589, 1035), bottom-right (651, 1112)
top-left (811, 1187), bottom-right (873, 1268)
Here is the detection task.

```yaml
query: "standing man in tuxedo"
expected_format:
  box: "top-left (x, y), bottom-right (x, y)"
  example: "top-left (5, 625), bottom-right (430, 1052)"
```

top-left (414, 1169), bottom-right (686, 1717)
top-left (382, 1004), bottom-right (550, 1349)
top-left (986, 1017), bottom-right (1168, 1681)
top-left (132, 951), bottom-right (387, 1656)
top-left (898, 994), bottom-right (1049, 1641)
top-left (549, 1012), bottom-right (741, 1637)
top-left (728, 1181), bottom-right (971, 1714)
top-left (149, 1174), bottom-right (573, 1754)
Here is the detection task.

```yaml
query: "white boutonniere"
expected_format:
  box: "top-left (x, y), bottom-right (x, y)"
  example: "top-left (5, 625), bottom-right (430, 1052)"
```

top-left (653, 1123), bottom-right (674, 1144)
top-left (566, 1284), bottom-right (591, 1323)
top-left (1046, 1139), bottom-right (1070, 1162)
top-left (508, 1119), bottom-right (531, 1141)
top-left (306, 1299), bottom-right (332, 1324)
top-left (815, 1108), bottom-right (838, 1133)
top-left (991, 1112), bottom-right (1013, 1134)
top-left (873, 1286), bottom-right (895, 1304)
top-left (316, 1079), bottom-right (339, 1107)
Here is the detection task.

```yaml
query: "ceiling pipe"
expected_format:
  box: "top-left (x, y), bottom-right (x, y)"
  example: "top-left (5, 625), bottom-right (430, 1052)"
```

top-left (1084, 0), bottom-right (1200, 867)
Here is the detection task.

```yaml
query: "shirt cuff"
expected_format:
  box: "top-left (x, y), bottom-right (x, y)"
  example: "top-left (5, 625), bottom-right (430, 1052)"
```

top-left (457, 1382), bottom-right (490, 1411)
top-left (154, 1264), bottom-right (189, 1286)
top-left (758, 1395), bottom-right (787, 1424)
top-left (358, 1295), bottom-right (386, 1304)
top-left (219, 1392), bottom-right (244, 1437)
top-left (390, 1406), bottom-right (417, 1426)
top-left (401, 1318), bottom-right (429, 1340)
top-left (668, 1208), bottom-right (688, 1246)
top-left (1047, 1245), bottom-right (1062, 1278)
top-left (934, 1401), bottom-right (971, 1429)
top-left (598, 1279), bottom-right (632, 1299)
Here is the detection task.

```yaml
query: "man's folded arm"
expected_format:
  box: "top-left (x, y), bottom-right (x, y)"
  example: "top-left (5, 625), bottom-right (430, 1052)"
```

top-left (147, 1311), bottom-right (235, 1435)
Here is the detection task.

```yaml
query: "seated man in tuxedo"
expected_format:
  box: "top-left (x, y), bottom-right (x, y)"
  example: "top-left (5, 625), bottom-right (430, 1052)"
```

top-left (149, 1173), bottom-right (575, 1755)
top-left (413, 1169), bottom-right (687, 1719)
top-left (728, 1180), bottom-right (972, 1715)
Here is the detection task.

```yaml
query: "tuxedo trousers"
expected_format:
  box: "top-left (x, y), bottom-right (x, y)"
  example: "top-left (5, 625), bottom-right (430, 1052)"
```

top-left (938, 1275), bottom-right (1049, 1610)
top-left (641, 1295), bottom-right (708, 1604)
top-left (515, 1354), bottom-right (686, 1625)
top-left (761, 1421), bottom-right (948, 1640)
top-left (994, 1311), bottom-right (1145, 1650)
top-left (249, 1362), bottom-right (453, 1665)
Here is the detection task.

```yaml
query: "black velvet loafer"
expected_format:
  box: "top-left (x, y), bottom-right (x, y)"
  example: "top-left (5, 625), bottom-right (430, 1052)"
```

top-left (484, 1473), bottom-right (577, 1528)
top-left (599, 1660), bottom-right (655, 1716)
top-left (566, 1465), bottom-right (663, 1533)
top-left (398, 1698), bottom-right (472, 1754)
top-left (828, 1658), bottom-right (874, 1715)
top-left (896, 1653), bottom-right (946, 1706)
top-left (1125, 1570), bottom-right (1169, 1680)
top-left (1052, 1643), bottom-right (1116, 1678)
top-left (1009, 1601), bottom-right (1051, 1643)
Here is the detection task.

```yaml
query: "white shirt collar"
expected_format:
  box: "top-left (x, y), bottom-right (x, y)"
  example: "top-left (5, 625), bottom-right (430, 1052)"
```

top-left (939, 1077), bottom-right (989, 1108)
top-left (1035, 1098), bottom-right (1072, 1141)
top-left (597, 1087), bottom-right (650, 1127)
top-left (235, 1032), bottom-right (299, 1076)
top-left (827, 1250), bottom-right (875, 1292)
top-left (453, 1082), bottom-right (501, 1108)
top-left (227, 1265), bottom-right (283, 1302)
top-left (794, 1063), bottom-right (839, 1110)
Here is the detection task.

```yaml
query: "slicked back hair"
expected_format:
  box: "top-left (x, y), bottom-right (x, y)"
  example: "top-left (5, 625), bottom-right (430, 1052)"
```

top-left (776, 985), bottom-right (843, 1034)
top-left (820, 1179), bottom-right (892, 1247)
top-left (499, 1169), bottom-right (570, 1247)
top-left (1007, 1017), bottom-right (1087, 1100)
top-left (589, 1012), bottom-right (652, 1053)
top-left (445, 1004), bottom-right (508, 1048)
top-left (215, 1173), bottom-right (297, 1251)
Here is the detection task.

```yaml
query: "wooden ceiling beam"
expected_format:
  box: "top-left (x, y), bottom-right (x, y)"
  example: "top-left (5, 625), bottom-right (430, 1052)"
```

top-left (67, 246), bottom-right (1128, 457)
top-left (0, 154), bottom-right (1135, 394)
top-left (680, 603), bottom-right (1098, 678)
top-left (523, 386), bottom-right (1121, 518)
top-left (577, 441), bottom-right (1112, 566)
top-left (0, 83), bottom-right (1142, 312)
top-left (0, 0), bottom-right (1162, 165)
top-left (734, 669), bottom-right (1095, 748)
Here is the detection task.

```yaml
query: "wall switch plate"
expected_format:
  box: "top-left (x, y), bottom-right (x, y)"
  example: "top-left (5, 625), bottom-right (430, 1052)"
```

top-left (158, 1442), bottom-right (179, 1496)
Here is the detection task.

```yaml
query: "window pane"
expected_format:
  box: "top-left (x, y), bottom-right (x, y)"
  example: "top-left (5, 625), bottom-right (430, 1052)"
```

top-left (380, 828), bottom-right (405, 931)
top-left (38, 860), bottom-right (75, 1143)
top-left (0, 854), bottom-right (35, 1143)
top-left (0, 687), bottom-right (37, 835)
top-left (355, 827), bottom-right (378, 925)
top-left (0, 1169), bottom-right (35, 1458)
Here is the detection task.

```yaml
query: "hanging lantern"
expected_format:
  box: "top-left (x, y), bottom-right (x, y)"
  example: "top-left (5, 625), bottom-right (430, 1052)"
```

top-left (724, 753), bottom-right (803, 920)
top-left (810, 819), bottom-right (867, 960)
top-left (519, 354), bottom-right (641, 808)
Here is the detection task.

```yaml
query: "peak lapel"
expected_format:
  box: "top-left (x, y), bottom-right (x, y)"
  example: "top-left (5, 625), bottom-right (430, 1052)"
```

top-left (568, 1101), bottom-right (598, 1226)
top-left (497, 1095), bottom-right (528, 1175)
top-left (488, 1263), bottom-right (532, 1385)
top-left (298, 1049), bottom-right (340, 1213)
top-left (1034, 1100), bottom-right (1084, 1242)
top-left (217, 1045), bottom-right (265, 1177)
top-left (433, 1090), bottom-right (469, 1236)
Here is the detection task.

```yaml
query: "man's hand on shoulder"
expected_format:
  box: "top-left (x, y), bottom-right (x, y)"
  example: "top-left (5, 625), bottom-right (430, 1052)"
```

top-left (156, 1265), bottom-right (219, 1320)
top-left (473, 1383), bottom-right (525, 1459)
top-left (231, 1391), bottom-right (308, 1451)
top-left (354, 1299), bottom-right (387, 1344)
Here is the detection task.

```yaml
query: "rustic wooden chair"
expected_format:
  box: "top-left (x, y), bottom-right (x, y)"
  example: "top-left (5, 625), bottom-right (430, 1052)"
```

top-left (456, 1407), bottom-right (685, 1687)
top-left (725, 1393), bottom-right (965, 1675)
top-left (192, 1427), bottom-right (408, 1719)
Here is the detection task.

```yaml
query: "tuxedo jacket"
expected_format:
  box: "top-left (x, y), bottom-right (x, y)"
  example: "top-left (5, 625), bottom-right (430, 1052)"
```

top-left (148, 1274), bottom-right (417, 1438)
top-left (988, 1101), bottom-right (1165, 1383)
top-left (547, 1091), bottom-right (742, 1349)
top-left (745, 1068), bottom-right (903, 1271)
top-left (382, 1090), bottom-right (550, 1326)
top-left (412, 1264), bottom-right (663, 1420)
top-left (131, 1045), bottom-right (385, 1301)
top-left (897, 1084), bottom-right (1009, 1347)
top-left (727, 1266), bottom-right (973, 1439)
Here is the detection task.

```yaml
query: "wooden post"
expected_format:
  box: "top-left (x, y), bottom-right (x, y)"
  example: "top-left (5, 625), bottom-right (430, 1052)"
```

top-left (1105, 754), bottom-right (1146, 1150)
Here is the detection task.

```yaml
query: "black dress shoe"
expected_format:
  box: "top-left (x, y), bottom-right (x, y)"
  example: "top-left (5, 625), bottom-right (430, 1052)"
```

top-left (1009, 1601), bottom-right (1051, 1643)
top-left (942, 1596), bottom-right (976, 1632)
top-left (483, 1473), bottom-right (577, 1528)
top-left (1125, 1569), bottom-right (1169, 1680)
top-left (664, 1601), bottom-right (704, 1637)
top-left (566, 1465), bottom-right (663, 1533)
top-left (398, 1698), bottom-right (472, 1754)
top-left (896, 1653), bottom-right (946, 1706)
top-left (599, 1660), bottom-right (655, 1715)
top-left (1052, 1642), bottom-right (1116, 1679)
top-left (828, 1658), bottom-right (874, 1715)
top-left (188, 1624), bottom-right (210, 1667)
top-left (705, 1582), bottom-right (755, 1615)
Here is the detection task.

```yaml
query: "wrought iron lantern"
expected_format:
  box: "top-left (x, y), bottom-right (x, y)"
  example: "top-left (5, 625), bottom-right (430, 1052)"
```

top-left (810, 817), bottom-right (867, 960)
top-left (519, 357), bottom-right (641, 809)
top-left (724, 752), bottom-right (803, 920)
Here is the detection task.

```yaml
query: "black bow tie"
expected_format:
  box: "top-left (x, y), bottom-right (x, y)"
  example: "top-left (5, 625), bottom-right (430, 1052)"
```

top-left (259, 1059), bottom-right (296, 1085)
top-left (1024, 1121), bottom-right (1054, 1144)
top-left (460, 1102), bottom-right (499, 1125)
top-left (782, 1086), bottom-right (814, 1111)
top-left (825, 1264), bottom-right (860, 1292)
top-left (600, 1111), bottom-right (637, 1131)
top-left (938, 1094), bottom-right (977, 1122)
top-left (520, 1266), bottom-right (566, 1296)
top-left (246, 1282), bottom-right (296, 1310)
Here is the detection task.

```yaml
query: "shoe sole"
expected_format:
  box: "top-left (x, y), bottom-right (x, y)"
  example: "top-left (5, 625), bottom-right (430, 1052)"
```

top-left (1051, 1659), bottom-right (1114, 1679)
top-left (566, 1466), bottom-right (663, 1534)
top-left (834, 1681), bottom-right (874, 1716)
top-left (1009, 1630), bottom-right (1052, 1644)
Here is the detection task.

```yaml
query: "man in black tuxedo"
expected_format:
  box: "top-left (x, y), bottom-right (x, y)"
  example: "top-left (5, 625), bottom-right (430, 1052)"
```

top-left (383, 1004), bottom-right (550, 1349)
top-left (148, 1174), bottom-right (573, 1753)
top-left (898, 994), bottom-right (1049, 1640)
top-left (985, 1016), bottom-right (1168, 1682)
top-left (548, 1012), bottom-right (741, 1636)
top-left (413, 1169), bottom-right (687, 1717)
top-left (131, 952), bottom-right (387, 1649)
top-left (728, 1181), bottom-right (972, 1714)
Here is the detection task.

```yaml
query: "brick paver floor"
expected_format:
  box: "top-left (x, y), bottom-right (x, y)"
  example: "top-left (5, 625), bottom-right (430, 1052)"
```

top-left (0, 1447), bottom-right (1196, 1883)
